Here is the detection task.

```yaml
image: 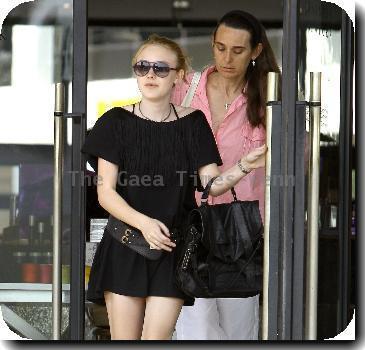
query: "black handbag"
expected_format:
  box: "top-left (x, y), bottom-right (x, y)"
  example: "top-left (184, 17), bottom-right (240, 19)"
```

top-left (106, 215), bottom-right (180, 260)
top-left (175, 177), bottom-right (263, 298)
top-left (106, 215), bottom-right (163, 260)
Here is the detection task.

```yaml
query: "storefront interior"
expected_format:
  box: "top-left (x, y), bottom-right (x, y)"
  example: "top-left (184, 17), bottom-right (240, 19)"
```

top-left (0, 0), bottom-right (355, 340)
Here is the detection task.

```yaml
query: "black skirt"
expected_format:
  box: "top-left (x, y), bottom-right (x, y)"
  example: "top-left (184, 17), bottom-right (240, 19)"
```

top-left (86, 229), bottom-right (194, 306)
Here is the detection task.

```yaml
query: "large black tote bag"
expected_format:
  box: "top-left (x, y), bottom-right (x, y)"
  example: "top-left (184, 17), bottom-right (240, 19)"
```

top-left (176, 177), bottom-right (263, 298)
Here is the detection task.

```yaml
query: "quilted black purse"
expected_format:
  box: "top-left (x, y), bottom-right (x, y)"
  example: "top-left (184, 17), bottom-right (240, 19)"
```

top-left (175, 177), bottom-right (263, 298)
top-left (106, 215), bottom-right (180, 260)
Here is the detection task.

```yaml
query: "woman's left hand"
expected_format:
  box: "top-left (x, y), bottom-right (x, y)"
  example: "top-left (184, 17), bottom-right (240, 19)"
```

top-left (241, 144), bottom-right (267, 171)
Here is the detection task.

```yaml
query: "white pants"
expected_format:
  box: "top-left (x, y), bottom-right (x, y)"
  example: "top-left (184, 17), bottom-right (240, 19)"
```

top-left (175, 296), bottom-right (259, 340)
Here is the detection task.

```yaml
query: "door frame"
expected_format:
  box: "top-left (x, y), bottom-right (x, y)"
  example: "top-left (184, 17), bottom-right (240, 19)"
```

top-left (69, 0), bottom-right (88, 340)
top-left (337, 10), bottom-right (354, 333)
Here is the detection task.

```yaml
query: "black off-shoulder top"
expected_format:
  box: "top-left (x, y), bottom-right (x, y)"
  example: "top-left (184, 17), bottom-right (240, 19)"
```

top-left (81, 107), bottom-right (222, 229)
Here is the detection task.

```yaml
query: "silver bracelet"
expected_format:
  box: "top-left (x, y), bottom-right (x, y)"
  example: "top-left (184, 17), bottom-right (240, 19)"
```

top-left (237, 158), bottom-right (251, 175)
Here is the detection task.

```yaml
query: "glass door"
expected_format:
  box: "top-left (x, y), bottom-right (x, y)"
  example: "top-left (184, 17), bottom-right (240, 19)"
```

top-left (298, 1), bottom-right (354, 339)
top-left (264, 0), bottom-right (354, 340)
top-left (0, 0), bottom-right (86, 340)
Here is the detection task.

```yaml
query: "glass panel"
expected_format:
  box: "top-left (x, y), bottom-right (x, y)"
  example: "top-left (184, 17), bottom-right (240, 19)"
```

top-left (297, 0), bottom-right (352, 339)
top-left (0, 0), bottom-right (73, 340)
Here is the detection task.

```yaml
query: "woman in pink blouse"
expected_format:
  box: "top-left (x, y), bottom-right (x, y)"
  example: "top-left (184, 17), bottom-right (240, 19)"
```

top-left (171, 10), bottom-right (280, 340)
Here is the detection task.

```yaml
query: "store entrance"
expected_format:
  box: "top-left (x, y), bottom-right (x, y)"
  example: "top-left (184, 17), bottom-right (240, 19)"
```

top-left (0, 0), bottom-right (354, 341)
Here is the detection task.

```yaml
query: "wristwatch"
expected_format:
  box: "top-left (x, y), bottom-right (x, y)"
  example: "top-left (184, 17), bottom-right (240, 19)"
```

top-left (237, 158), bottom-right (251, 175)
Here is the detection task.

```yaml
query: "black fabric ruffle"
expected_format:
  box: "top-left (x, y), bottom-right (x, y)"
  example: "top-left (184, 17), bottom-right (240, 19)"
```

top-left (82, 107), bottom-right (222, 186)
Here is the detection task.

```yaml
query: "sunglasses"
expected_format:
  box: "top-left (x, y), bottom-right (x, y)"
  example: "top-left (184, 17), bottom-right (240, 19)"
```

top-left (133, 60), bottom-right (177, 78)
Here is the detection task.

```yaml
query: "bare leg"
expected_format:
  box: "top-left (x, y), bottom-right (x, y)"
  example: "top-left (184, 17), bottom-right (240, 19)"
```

top-left (141, 296), bottom-right (184, 340)
top-left (104, 291), bottom-right (146, 340)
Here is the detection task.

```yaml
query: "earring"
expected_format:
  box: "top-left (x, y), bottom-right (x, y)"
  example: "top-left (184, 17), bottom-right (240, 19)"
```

top-left (252, 59), bottom-right (256, 67)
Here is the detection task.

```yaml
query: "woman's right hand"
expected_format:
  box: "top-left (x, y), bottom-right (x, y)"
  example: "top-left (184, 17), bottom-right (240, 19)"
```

top-left (241, 144), bottom-right (267, 171)
top-left (139, 217), bottom-right (176, 252)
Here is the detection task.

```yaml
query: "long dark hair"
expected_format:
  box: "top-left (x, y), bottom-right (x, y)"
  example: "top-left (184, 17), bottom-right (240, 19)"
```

top-left (213, 10), bottom-right (281, 127)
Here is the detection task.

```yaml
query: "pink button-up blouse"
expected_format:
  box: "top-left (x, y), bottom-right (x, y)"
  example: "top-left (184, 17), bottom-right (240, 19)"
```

top-left (171, 66), bottom-right (266, 219)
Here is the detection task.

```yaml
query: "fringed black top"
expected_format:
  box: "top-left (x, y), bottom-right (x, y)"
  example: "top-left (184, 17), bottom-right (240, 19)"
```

top-left (81, 106), bottom-right (222, 229)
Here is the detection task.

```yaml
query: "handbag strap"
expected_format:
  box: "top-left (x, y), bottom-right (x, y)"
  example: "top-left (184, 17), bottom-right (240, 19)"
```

top-left (181, 71), bottom-right (202, 107)
top-left (201, 177), bottom-right (238, 203)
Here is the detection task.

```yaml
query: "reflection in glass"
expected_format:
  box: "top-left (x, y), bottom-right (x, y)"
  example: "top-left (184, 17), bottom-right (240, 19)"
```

top-left (297, 0), bottom-right (353, 339)
top-left (0, 0), bottom-right (73, 340)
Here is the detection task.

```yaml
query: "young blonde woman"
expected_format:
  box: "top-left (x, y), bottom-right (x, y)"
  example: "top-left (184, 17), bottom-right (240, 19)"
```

top-left (82, 34), bottom-right (266, 340)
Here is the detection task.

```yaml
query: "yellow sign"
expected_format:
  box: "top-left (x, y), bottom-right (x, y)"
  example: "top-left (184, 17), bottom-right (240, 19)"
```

top-left (97, 97), bottom-right (141, 118)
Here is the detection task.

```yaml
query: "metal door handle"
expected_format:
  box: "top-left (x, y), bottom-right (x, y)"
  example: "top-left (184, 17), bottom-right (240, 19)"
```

top-left (262, 72), bottom-right (280, 340)
top-left (53, 83), bottom-right (85, 340)
top-left (305, 72), bottom-right (321, 340)
top-left (53, 82), bottom-right (65, 340)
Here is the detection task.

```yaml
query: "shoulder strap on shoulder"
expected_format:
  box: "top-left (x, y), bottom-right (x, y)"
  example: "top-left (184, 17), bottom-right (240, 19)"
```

top-left (181, 71), bottom-right (202, 108)
top-left (171, 103), bottom-right (179, 119)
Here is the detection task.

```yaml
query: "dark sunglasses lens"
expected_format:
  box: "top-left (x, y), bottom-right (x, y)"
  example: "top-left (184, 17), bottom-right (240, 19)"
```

top-left (153, 63), bottom-right (170, 77)
top-left (134, 61), bottom-right (150, 76)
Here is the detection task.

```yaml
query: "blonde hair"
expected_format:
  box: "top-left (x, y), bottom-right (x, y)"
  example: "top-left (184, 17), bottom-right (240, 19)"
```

top-left (132, 34), bottom-right (190, 81)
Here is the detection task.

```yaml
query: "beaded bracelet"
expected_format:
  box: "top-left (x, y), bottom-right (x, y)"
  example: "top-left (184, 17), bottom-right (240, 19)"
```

top-left (237, 158), bottom-right (251, 175)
